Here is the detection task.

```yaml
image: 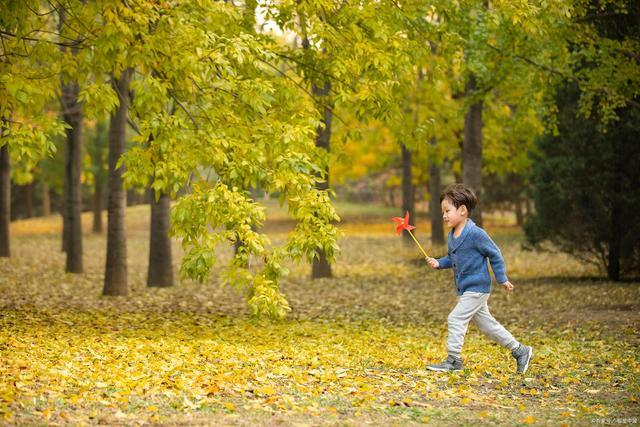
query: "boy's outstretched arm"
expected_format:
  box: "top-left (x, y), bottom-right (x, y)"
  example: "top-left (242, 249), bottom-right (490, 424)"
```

top-left (475, 229), bottom-right (513, 290)
top-left (425, 255), bottom-right (452, 269)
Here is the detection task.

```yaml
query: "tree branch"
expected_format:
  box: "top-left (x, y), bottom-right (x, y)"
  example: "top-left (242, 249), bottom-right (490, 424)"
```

top-left (0, 29), bottom-right (86, 48)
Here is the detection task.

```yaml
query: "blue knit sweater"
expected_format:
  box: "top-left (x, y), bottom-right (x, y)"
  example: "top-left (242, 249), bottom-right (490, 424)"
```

top-left (436, 219), bottom-right (508, 295)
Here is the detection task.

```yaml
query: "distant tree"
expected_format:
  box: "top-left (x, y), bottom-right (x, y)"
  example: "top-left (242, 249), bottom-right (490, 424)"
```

top-left (0, 3), bottom-right (64, 257)
top-left (0, 140), bottom-right (9, 257)
top-left (103, 68), bottom-right (132, 297)
top-left (85, 119), bottom-right (109, 234)
top-left (482, 173), bottom-right (529, 226)
top-left (525, 84), bottom-right (640, 281)
top-left (59, 9), bottom-right (84, 273)
top-left (148, 188), bottom-right (173, 287)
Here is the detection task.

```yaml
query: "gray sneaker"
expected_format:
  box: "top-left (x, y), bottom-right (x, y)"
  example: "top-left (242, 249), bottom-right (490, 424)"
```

top-left (427, 355), bottom-right (463, 372)
top-left (512, 344), bottom-right (533, 374)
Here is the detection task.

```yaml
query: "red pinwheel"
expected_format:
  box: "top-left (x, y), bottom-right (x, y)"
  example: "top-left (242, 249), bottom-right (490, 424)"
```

top-left (391, 211), bottom-right (428, 257)
top-left (392, 211), bottom-right (416, 235)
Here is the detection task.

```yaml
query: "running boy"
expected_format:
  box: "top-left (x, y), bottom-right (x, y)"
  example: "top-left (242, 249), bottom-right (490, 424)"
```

top-left (425, 184), bottom-right (533, 373)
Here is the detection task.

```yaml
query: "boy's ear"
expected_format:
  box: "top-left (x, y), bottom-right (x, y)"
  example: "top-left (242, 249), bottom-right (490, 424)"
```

top-left (459, 205), bottom-right (468, 216)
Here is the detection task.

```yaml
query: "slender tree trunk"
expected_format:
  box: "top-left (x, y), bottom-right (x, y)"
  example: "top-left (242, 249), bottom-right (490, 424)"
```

top-left (92, 119), bottom-right (107, 233)
top-left (607, 176), bottom-right (622, 281)
top-left (0, 143), bottom-right (10, 257)
top-left (62, 138), bottom-right (70, 252)
top-left (93, 179), bottom-right (103, 233)
top-left (463, 74), bottom-right (483, 227)
top-left (401, 143), bottom-right (415, 245)
top-left (25, 182), bottom-right (33, 218)
top-left (42, 181), bottom-right (51, 216)
top-left (311, 81), bottom-right (332, 279)
top-left (59, 10), bottom-right (83, 271)
top-left (515, 199), bottom-right (524, 227)
top-left (61, 79), bottom-right (84, 273)
top-left (103, 68), bottom-right (132, 296)
top-left (147, 189), bottom-right (173, 287)
top-left (429, 155), bottom-right (444, 245)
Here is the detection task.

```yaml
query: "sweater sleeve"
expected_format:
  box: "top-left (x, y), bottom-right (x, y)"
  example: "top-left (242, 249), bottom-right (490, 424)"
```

top-left (475, 229), bottom-right (508, 283)
top-left (436, 255), bottom-right (452, 269)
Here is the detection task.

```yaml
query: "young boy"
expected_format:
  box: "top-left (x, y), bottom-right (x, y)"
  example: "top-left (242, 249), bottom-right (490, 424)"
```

top-left (425, 184), bottom-right (533, 373)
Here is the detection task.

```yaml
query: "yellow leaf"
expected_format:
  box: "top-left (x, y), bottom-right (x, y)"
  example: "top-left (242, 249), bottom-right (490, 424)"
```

top-left (223, 402), bottom-right (236, 412)
top-left (521, 415), bottom-right (536, 424)
top-left (146, 405), bottom-right (158, 412)
top-left (205, 384), bottom-right (220, 395)
top-left (256, 386), bottom-right (276, 396)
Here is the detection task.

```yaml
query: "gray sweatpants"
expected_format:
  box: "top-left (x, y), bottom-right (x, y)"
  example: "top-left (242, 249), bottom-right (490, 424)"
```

top-left (447, 291), bottom-right (519, 359)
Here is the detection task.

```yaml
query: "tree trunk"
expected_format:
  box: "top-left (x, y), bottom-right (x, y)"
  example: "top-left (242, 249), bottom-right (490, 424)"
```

top-left (147, 189), bottom-right (173, 287)
top-left (42, 181), bottom-right (51, 216)
top-left (103, 68), bottom-right (132, 296)
top-left (0, 143), bottom-right (10, 257)
top-left (93, 178), bottom-right (103, 233)
top-left (59, 10), bottom-right (83, 271)
top-left (62, 138), bottom-right (69, 252)
top-left (61, 79), bottom-right (84, 273)
top-left (25, 182), bottom-right (33, 218)
top-left (515, 199), bottom-right (524, 227)
top-left (311, 81), bottom-right (332, 279)
top-left (525, 198), bottom-right (532, 216)
top-left (607, 176), bottom-right (622, 281)
top-left (401, 143), bottom-right (415, 245)
top-left (92, 119), bottom-right (107, 233)
top-left (463, 74), bottom-right (483, 227)
top-left (429, 154), bottom-right (444, 246)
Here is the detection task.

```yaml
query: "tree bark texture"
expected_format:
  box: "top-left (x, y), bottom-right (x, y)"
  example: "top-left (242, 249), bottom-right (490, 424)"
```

top-left (92, 120), bottom-right (107, 233)
top-left (24, 182), bottom-right (33, 218)
top-left (147, 189), bottom-right (174, 287)
top-left (93, 179), bottom-right (103, 233)
top-left (429, 154), bottom-right (444, 246)
top-left (311, 81), bottom-right (332, 279)
top-left (42, 181), bottom-right (50, 217)
top-left (515, 199), bottom-right (524, 227)
top-left (0, 142), bottom-right (10, 257)
top-left (103, 68), bottom-right (132, 296)
top-left (61, 139), bottom-right (70, 252)
top-left (463, 74), bottom-right (484, 227)
top-left (607, 176), bottom-right (622, 281)
top-left (61, 79), bottom-right (84, 273)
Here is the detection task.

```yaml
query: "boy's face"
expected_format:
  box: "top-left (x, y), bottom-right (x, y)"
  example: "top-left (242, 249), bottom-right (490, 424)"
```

top-left (441, 198), bottom-right (467, 229)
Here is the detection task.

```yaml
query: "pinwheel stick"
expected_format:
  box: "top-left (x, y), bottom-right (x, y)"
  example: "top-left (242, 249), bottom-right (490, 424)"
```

top-left (406, 229), bottom-right (429, 258)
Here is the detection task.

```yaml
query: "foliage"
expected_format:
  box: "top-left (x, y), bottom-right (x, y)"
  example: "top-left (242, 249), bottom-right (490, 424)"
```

top-left (0, 1), bottom-right (66, 179)
top-left (4, 0), bottom-right (640, 316)
top-left (525, 84), bottom-right (640, 280)
top-left (45, 0), bottom-right (344, 317)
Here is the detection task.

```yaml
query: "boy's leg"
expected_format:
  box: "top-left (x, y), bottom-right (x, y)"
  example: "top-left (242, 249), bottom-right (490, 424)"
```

top-left (474, 299), bottom-right (533, 373)
top-left (446, 292), bottom-right (489, 359)
top-left (473, 300), bottom-right (519, 351)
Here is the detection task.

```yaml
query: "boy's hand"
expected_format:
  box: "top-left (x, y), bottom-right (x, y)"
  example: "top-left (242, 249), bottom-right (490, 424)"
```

top-left (501, 281), bottom-right (514, 292)
top-left (425, 257), bottom-right (439, 269)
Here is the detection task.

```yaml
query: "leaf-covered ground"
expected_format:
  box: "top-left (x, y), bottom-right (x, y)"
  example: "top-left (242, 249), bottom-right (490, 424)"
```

top-left (1, 204), bottom-right (638, 426)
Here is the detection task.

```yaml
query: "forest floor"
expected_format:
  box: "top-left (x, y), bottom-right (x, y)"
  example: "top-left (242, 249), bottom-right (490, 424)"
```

top-left (1, 202), bottom-right (638, 426)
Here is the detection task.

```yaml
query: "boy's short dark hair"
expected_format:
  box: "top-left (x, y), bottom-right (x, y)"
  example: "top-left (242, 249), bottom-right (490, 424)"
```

top-left (440, 184), bottom-right (478, 213)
